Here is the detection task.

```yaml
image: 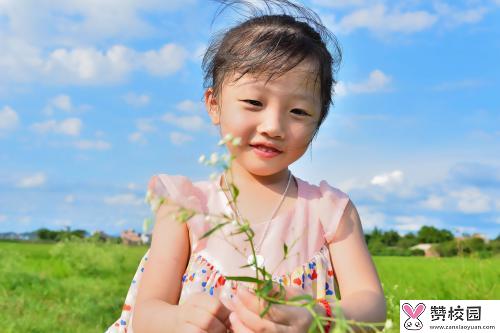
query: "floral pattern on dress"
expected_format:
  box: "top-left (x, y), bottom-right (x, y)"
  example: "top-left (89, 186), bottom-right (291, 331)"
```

top-left (106, 245), bottom-right (337, 333)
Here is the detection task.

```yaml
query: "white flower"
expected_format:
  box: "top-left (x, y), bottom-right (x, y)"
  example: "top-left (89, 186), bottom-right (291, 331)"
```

top-left (218, 139), bottom-right (225, 146)
top-left (150, 197), bottom-right (161, 213)
top-left (232, 137), bottom-right (241, 146)
top-left (384, 319), bottom-right (393, 330)
top-left (209, 172), bottom-right (218, 181)
top-left (210, 152), bottom-right (218, 165)
top-left (144, 189), bottom-right (152, 204)
top-left (231, 219), bottom-right (239, 226)
top-left (223, 133), bottom-right (234, 142)
top-left (198, 154), bottom-right (206, 163)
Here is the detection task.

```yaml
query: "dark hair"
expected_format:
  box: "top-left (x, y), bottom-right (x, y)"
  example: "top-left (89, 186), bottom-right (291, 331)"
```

top-left (202, 0), bottom-right (342, 141)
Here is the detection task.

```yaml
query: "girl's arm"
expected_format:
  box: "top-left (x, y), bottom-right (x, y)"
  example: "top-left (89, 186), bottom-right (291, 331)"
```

top-left (132, 202), bottom-right (191, 332)
top-left (328, 199), bottom-right (387, 332)
top-left (132, 202), bottom-right (232, 333)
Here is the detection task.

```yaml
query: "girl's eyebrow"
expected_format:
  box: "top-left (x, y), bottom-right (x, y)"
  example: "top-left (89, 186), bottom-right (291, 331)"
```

top-left (236, 82), bottom-right (314, 102)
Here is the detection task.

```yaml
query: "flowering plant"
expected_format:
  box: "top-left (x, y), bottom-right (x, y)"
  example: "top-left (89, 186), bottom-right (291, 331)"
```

top-left (143, 133), bottom-right (386, 333)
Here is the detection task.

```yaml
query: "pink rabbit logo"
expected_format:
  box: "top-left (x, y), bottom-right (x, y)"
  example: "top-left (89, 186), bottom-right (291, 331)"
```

top-left (402, 302), bottom-right (426, 330)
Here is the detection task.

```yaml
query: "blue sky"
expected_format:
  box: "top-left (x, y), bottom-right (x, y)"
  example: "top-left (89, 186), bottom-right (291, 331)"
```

top-left (0, 0), bottom-right (499, 238)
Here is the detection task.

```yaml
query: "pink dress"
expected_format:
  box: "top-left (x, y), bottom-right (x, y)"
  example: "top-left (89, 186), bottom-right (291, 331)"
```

top-left (106, 173), bottom-right (350, 332)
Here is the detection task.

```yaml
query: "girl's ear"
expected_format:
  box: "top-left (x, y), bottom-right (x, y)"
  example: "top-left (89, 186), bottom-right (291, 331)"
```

top-left (204, 88), bottom-right (220, 125)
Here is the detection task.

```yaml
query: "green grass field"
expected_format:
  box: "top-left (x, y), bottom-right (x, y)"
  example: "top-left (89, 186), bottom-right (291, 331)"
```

top-left (1, 241), bottom-right (498, 332)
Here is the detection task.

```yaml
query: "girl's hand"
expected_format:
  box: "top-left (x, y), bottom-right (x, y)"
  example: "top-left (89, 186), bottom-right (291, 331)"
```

top-left (229, 286), bottom-right (324, 333)
top-left (176, 291), bottom-right (232, 333)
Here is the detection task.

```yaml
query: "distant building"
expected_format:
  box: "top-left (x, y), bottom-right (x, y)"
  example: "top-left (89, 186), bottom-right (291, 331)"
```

top-left (91, 230), bottom-right (113, 242)
top-left (120, 229), bottom-right (152, 245)
top-left (455, 233), bottom-right (489, 244)
top-left (140, 233), bottom-right (151, 245)
top-left (410, 243), bottom-right (440, 257)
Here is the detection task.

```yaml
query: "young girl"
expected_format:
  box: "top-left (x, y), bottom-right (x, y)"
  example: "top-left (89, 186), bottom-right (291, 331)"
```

top-left (107, 1), bottom-right (386, 332)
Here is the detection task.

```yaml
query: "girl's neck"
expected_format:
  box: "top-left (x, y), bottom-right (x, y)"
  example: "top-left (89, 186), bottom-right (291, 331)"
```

top-left (220, 161), bottom-right (292, 195)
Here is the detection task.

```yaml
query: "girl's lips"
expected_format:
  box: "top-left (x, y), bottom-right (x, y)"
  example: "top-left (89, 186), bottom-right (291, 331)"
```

top-left (251, 145), bottom-right (282, 158)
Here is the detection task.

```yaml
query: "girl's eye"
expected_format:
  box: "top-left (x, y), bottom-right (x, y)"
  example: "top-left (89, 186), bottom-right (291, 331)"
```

top-left (243, 99), bottom-right (262, 107)
top-left (291, 109), bottom-right (310, 116)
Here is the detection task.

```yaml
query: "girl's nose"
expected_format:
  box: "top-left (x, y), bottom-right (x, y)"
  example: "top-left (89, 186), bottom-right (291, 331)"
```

top-left (256, 110), bottom-right (285, 139)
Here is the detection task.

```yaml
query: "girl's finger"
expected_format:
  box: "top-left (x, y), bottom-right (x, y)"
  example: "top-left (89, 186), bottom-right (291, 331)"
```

top-left (181, 321), bottom-right (209, 333)
top-left (229, 312), bottom-right (253, 333)
top-left (232, 293), bottom-right (288, 333)
top-left (187, 305), bottom-right (228, 333)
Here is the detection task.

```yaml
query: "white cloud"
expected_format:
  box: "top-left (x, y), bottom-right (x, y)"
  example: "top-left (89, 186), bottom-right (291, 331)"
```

top-left (162, 113), bottom-right (205, 131)
top-left (371, 170), bottom-right (403, 186)
top-left (312, 0), bottom-right (366, 8)
top-left (1, 42), bottom-right (189, 85)
top-left (136, 118), bottom-right (156, 133)
top-left (356, 205), bottom-right (386, 230)
top-left (53, 218), bottom-right (72, 227)
top-left (31, 118), bottom-right (82, 136)
top-left (141, 44), bottom-right (189, 76)
top-left (0, 0), bottom-right (196, 47)
top-left (115, 219), bottom-right (127, 227)
top-left (176, 100), bottom-right (205, 113)
top-left (129, 132), bottom-right (146, 144)
top-left (420, 194), bottom-right (446, 210)
top-left (333, 4), bottom-right (437, 34)
top-left (127, 183), bottom-right (138, 190)
top-left (192, 43), bottom-right (207, 63)
top-left (19, 216), bottom-right (32, 225)
top-left (0, 106), bottom-right (20, 132)
top-left (434, 3), bottom-right (488, 27)
top-left (394, 215), bottom-right (440, 226)
top-left (394, 215), bottom-right (441, 232)
top-left (51, 94), bottom-right (72, 112)
top-left (432, 79), bottom-right (485, 92)
top-left (0, 214), bottom-right (6, 223)
top-left (123, 93), bottom-right (151, 107)
top-left (43, 94), bottom-right (78, 115)
top-left (336, 70), bottom-right (392, 97)
top-left (129, 118), bottom-right (156, 144)
top-left (73, 140), bottom-right (111, 150)
top-left (104, 193), bottom-right (143, 206)
top-left (16, 173), bottom-right (46, 188)
top-left (449, 187), bottom-right (492, 213)
top-left (64, 195), bottom-right (75, 204)
top-left (43, 45), bottom-right (135, 84)
top-left (170, 131), bottom-right (194, 145)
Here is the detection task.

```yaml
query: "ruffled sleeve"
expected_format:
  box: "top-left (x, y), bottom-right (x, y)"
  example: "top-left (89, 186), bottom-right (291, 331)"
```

top-left (146, 174), bottom-right (210, 253)
top-left (318, 180), bottom-right (350, 244)
top-left (146, 174), bottom-right (208, 214)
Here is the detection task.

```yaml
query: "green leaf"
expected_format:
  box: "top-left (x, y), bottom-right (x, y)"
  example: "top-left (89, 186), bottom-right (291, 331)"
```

top-left (200, 222), bottom-right (230, 239)
top-left (175, 208), bottom-right (195, 223)
top-left (261, 280), bottom-right (274, 296)
top-left (289, 294), bottom-right (314, 302)
top-left (230, 183), bottom-right (239, 201)
top-left (224, 276), bottom-right (263, 283)
top-left (283, 242), bottom-right (288, 258)
top-left (259, 302), bottom-right (272, 318)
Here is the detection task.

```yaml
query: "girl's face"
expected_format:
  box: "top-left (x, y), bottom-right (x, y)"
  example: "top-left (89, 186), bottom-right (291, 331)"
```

top-left (205, 60), bottom-right (322, 177)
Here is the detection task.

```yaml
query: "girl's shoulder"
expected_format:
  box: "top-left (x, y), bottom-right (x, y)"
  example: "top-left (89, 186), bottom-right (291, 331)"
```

top-left (146, 173), bottom-right (211, 214)
top-left (297, 176), bottom-right (349, 202)
top-left (297, 176), bottom-right (350, 243)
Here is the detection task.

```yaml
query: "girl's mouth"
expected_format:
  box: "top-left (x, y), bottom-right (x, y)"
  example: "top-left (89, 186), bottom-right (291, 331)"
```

top-left (250, 145), bottom-right (282, 158)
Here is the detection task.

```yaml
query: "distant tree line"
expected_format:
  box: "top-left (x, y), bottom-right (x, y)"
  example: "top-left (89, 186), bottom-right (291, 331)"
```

top-left (35, 228), bottom-right (121, 244)
top-left (19, 226), bottom-right (500, 258)
top-left (366, 226), bottom-right (500, 258)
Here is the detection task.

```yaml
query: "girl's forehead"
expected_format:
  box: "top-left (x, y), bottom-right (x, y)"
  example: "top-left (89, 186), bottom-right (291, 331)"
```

top-left (226, 65), bottom-right (320, 101)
